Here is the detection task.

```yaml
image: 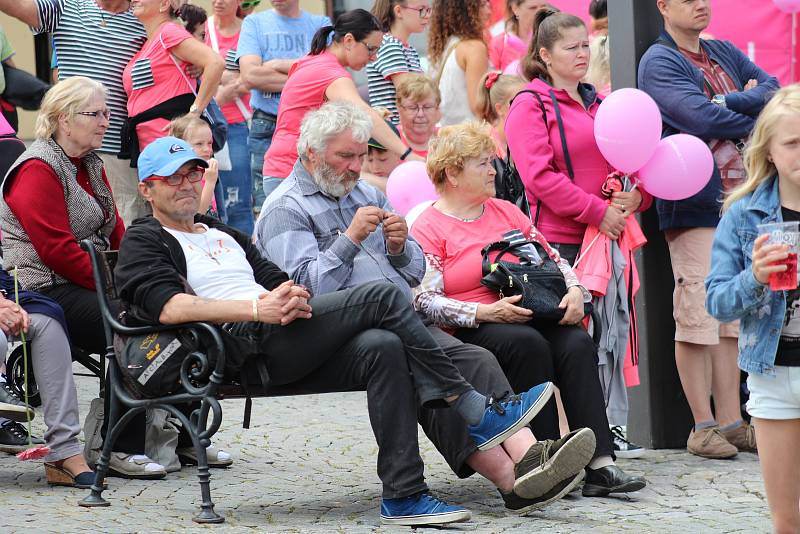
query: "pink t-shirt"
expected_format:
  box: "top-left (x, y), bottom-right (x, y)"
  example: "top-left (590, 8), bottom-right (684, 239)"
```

top-left (488, 32), bottom-right (527, 71)
top-left (204, 21), bottom-right (251, 125)
top-left (123, 22), bottom-right (194, 150)
top-left (262, 51), bottom-right (350, 179)
top-left (411, 197), bottom-right (541, 305)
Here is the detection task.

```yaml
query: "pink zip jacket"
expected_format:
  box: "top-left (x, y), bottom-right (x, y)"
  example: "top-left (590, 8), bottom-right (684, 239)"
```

top-left (506, 78), bottom-right (651, 245)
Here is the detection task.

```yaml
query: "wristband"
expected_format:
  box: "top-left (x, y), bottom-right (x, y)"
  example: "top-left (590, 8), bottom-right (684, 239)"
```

top-left (252, 299), bottom-right (259, 322)
top-left (400, 147), bottom-right (413, 161)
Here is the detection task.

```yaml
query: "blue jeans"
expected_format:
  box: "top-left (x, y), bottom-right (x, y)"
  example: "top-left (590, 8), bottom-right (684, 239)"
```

top-left (262, 175), bottom-right (283, 204)
top-left (248, 111), bottom-right (277, 213)
top-left (219, 121), bottom-right (254, 235)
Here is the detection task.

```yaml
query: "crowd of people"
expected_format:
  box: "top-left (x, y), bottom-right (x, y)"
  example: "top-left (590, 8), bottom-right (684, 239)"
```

top-left (0, 0), bottom-right (796, 530)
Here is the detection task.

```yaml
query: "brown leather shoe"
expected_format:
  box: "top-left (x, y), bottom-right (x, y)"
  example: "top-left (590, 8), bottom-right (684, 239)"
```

top-left (721, 422), bottom-right (757, 453)
top-left (687, 426), bottom-right (738, 459)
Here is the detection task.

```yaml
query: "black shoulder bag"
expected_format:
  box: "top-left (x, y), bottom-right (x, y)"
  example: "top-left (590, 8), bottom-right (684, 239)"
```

top-left (480, 240), bottom-right (568, 321)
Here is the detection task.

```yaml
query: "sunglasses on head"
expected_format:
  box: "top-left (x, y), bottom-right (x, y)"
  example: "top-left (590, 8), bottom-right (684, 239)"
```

top-left (239, 0), bottom-right (260, 9)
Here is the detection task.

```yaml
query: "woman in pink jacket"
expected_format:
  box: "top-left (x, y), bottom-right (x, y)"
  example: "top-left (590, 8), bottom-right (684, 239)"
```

top-left (506, 9), bottom-right (651, 266)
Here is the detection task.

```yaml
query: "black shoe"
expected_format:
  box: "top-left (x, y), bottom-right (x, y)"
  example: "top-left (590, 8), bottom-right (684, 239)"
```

top-left (500, 470), bottom-right (585, 513)
top-left (0, 382), bottom-right (35, 422)
top-left (0, 420), bottom-right (44, 453)
top-left (582, 464), bottom-right (646, 497)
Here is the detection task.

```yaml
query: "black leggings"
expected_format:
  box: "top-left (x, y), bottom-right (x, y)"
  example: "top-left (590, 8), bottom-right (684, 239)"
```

top-left (455, 321), bottom-right (614, 459)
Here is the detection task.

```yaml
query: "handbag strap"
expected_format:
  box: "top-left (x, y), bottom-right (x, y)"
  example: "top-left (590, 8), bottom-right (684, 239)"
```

top-left (434, 38), bottom-right (459, 88)
top-left (481, 240), bottom-right (537, 275)
top-left (206, 17), bottom-right (252, 122)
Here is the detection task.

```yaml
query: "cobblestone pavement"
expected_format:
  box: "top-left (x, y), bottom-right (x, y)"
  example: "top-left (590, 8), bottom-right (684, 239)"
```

top-left (0, 371), bottom-right (772, 534)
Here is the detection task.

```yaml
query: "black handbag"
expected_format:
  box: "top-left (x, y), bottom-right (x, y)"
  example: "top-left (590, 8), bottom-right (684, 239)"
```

top-left (480, 240), bottom-right (568, 321)
top-left (493, 150), bottom-right (531, 217)
top-left (1, 64), bottom-right (50, 110)
top-left (114, 330), bottom-right (195, 399)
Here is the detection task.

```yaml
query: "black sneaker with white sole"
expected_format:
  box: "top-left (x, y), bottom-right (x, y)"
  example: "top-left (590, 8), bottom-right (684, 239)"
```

top-left (0, 382), bottom-right (35, 422)
top-left (0, 420), bottom-right (44, 453)
top-left (610, 425), bottom-right (646, 459)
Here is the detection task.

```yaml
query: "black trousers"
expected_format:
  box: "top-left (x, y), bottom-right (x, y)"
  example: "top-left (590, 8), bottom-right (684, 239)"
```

top-left (42, 284), bottom-right (146, 455)
top-left (232, 282), bottom-right (473, 499)
top-left (455, 322), bottom-right (614, 459)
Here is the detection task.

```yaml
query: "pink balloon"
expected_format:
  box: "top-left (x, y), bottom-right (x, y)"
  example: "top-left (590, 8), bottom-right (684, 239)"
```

top-left (637, 134), bottom-right (714, 201)
top-left (386, 161), bottom-right (438, 216)
top-left (503, 59), bottom-right (522, 76)
top-left (594, 88), bottom-right (663, 174)
top-left (774, 0), bottom-right (800, 13)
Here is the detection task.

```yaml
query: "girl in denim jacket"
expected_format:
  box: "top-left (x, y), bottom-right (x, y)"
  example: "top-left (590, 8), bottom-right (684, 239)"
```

top-left (706, 85), bottom-right (800, 534)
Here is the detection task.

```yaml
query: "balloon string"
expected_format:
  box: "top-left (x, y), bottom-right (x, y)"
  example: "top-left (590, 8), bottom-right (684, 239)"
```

top-left (12, 267), bottom-right (32, 447)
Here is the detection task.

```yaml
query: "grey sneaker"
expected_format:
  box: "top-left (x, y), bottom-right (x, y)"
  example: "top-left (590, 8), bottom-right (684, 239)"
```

top-left (513, 427), bottom-right (596, 499)
top-left (0, 382), bottom-right (35, 422)
top-left (107, 453), bottom-right (167, 479)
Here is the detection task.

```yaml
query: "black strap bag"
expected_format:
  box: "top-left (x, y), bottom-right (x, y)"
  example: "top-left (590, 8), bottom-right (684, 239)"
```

top-left (480, 240), bottom-right (568, 321)
top-left (114, 330), bottom-right (197, 399)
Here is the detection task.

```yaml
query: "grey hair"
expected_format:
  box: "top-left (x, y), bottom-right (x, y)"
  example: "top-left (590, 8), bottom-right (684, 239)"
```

top-left (297, 101), bottom-right (373, 159)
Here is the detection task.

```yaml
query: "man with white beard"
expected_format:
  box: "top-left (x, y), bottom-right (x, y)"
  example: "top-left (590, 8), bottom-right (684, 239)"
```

top-left (256, 100), bottom-right (596, 513)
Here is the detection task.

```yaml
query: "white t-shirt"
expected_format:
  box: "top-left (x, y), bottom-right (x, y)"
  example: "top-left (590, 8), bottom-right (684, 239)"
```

top-left (164, 224), bottom-right (268, 300)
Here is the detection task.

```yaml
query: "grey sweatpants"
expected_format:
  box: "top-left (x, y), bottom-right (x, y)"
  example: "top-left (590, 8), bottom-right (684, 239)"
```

top-left (1, 313), bottom-right (82, 462)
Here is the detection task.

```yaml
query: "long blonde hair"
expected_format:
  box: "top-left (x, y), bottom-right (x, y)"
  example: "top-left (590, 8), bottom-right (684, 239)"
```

top-left (723, 84), bottom-right (800, 211)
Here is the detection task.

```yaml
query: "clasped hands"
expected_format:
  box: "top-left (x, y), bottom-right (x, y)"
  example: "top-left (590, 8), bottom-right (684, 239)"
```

top-left (256, 281), bottom-right (312, 326)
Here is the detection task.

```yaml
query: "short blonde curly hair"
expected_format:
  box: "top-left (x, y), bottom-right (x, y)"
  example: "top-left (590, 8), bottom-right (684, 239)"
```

top-left (395, 74), bottom-right (441, 106)
top-left (426, 122), bottom-right (496, 193)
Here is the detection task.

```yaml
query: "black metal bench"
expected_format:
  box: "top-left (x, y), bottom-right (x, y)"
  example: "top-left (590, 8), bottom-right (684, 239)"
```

top-left (75, 240), bottom-right (337, 523)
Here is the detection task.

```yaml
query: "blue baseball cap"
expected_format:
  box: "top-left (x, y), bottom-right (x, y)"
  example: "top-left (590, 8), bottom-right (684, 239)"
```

top-left (137, 136), bottom-right (208, 182)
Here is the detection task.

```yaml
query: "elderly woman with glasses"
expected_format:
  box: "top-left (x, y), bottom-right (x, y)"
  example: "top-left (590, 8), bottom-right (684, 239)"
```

top-left (258, 8), bottom-right (422, 203)
top-left (0, 77), bottom-right (168, 481)
top-left (394, 73), bottom-right (441, 158)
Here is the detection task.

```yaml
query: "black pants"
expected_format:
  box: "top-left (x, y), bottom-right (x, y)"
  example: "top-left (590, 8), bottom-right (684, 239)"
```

top-left (418, 327), bottom-right (514, 479)
top-left (456, 322), bottom-right (614, 459)
top-left (42, 284), bottom-right (146, 455)
top-left (232, 282), bottom-right (473, 499)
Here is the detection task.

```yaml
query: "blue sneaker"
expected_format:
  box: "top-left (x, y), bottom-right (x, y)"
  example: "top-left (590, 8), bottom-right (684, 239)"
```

top-left (380, 492), bottom-right (471, 526)
top-left (468, 382), bottom-right (554, 451)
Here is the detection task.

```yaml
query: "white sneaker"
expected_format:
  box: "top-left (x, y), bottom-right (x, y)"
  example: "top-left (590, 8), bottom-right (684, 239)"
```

top-left (107, 452), bottom-right (167, 479)
top-left (610, 426), bottom-right (646, 459)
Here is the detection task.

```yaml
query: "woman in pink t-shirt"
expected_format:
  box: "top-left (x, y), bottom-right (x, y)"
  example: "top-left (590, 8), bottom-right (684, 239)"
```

top-left (204, 0), bottom-right (254, 234)
top-left (261, 8), bottom-right (421, 197)
top-left (410, 122), bottom-right (647, 499)
top-left (122, 0), bottom-right (224, 159)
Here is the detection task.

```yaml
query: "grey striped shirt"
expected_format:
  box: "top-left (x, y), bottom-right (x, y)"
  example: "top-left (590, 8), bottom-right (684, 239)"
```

top-left (255, 160), bottom-right (425, 300)
top-left (34, 0), bottom-right (147, 154)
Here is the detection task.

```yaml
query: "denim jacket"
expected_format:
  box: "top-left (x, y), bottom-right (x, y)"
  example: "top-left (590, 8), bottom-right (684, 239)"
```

top-left (705, 176), bottom-right (784, 376)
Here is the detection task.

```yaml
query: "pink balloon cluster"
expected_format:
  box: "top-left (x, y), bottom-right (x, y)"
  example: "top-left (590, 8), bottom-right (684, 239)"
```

top-left (774, 0), bottom-right (800, 13)
top-left (386, 161), bottom-right (438, 216)
top-left (594, 88), bottom-right (714, 201)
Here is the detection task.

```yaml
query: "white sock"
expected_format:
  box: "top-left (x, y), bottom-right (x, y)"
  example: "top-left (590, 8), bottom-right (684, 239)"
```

top-left (589, 455), bottom-right (614, 470)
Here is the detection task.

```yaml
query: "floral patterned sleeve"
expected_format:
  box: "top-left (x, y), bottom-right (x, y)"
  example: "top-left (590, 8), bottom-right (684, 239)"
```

top-left (526, 225), bottom-right (593, 303)
top-left (413, 253), bottom-right (480, 329)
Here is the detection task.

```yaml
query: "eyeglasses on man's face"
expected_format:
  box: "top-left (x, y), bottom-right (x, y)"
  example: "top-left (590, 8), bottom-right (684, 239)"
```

top-left (147, 167), bottom-right (205, 186)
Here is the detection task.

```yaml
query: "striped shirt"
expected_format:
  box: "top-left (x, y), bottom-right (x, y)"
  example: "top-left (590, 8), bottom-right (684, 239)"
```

top-left (367, 34), bottom-right (422, 124)
top-left (33, 0), bottom-right (147, 154)
top-left (255, 160), bottom-right (425, 300)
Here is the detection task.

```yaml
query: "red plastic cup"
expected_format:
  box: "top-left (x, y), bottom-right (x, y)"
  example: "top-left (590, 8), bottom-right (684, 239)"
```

top-left (758, 222), bottom-right (800, 291)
